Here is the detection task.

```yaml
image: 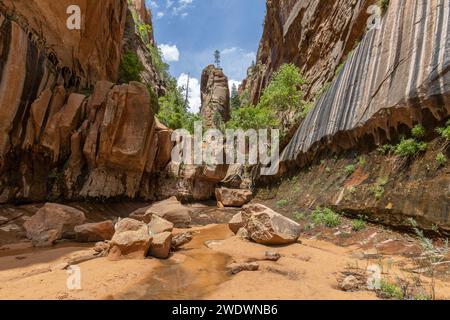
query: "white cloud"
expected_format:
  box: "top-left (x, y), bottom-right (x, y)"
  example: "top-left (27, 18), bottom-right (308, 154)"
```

top-left (177, 73), bottom-right (201, 113)
top-left (158, 44), bottom-right (180, 62)
top-left (222, 47), bottom-right (238, 55)
top-left (148, 1), bottom-right (159, 8)
top-left (156, 11), bottom-right (165, 19)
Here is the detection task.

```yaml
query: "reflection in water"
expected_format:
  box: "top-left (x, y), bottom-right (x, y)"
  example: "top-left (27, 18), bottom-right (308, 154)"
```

top-left (111, 225), bottom-right (233, 300)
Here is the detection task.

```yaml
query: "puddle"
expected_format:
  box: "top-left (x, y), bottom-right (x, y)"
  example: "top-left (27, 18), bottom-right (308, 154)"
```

top-left (111, 225), bottom-right (233, 300)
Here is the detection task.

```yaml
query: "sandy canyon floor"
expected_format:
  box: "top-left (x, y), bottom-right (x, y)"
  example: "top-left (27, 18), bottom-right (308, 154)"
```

top-left (0, 203), bottom-right (450, 300)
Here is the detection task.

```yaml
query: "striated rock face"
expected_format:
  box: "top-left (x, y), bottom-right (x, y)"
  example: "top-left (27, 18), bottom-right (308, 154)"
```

top-left (0, 1), bottom-right (172, 203)
top-left (250, 0), bottom-right (449, 230)
top-left (200, 65), bottom-right (231, 128)
top-left (240, 0), bottom-right (376, 104)
top-left (281, 0), bottom-right (450, 167)
top-left (0, 0), bottom-right (127, 86)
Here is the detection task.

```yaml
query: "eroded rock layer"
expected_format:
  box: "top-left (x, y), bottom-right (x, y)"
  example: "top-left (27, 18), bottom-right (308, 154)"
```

top-left (281, 0), bottom-right (450, 166)
top-left (0, 1), bottom-right (171, 203)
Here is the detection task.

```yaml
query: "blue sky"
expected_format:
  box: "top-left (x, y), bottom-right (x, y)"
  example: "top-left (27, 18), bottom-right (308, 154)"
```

top-left (146, 0), bottom-right (266, 112)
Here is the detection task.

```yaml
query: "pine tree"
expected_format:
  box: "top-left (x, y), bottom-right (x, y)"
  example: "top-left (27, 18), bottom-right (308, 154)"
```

top-left (230, 84), bottom-right (241, 109)
top-left (214, 50), bottom-right (221, 68)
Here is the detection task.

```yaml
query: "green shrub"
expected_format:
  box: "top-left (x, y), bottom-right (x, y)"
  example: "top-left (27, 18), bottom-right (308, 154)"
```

top-left (137, 24), bottom-right (152, 43)
top-left (436, 152), bottom-right (448, 166)
top-left (357, 156), bottom-right (366, 167)
top-left (344, 164), bottom-right (356, 176)
top-left (119, 51), bottom-right (144, 83)
top-left (380, 280), bottom-right (403, 300)
top-left (311, 207), bottom-right (341, 228)
top-left (351, 219), bottom-right (367, 232)
top-left (276, 199), bottom-right (289, 208)
top-left (436, 120), bottom-right (450, 140)
top-left (293, 211), bottom-right (305, 221)
top-left (411, 125), bottom-right (426, 139)
top-left (258, 64), bottom-right (311, 121)
top-left (394, 139), bottom-right (427, 157)
top-left (378, 144), bottom-right (395, 155)
top-left (259, 64), bottom-right (306, 111)
top-left (371, 177), bottom-right (389, 200)
top-left (227, 104), bottom-right (279, 131)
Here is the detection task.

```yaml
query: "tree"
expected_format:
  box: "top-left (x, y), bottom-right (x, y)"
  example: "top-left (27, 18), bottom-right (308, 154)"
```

top-left (230, 84), bottom-right (241, 109)
top-left (157, 77), bottom-right (199, 133)
top-left (214, 50), bottom-right (221, 68)
top-left (258, 63), bottom-right (307, 112)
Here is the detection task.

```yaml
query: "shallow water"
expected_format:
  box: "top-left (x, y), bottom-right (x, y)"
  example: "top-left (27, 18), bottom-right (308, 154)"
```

top-left (111, 225), bottom-right (233, 300)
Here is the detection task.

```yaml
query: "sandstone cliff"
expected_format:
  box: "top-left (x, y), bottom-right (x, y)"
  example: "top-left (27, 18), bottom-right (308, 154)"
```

top-left (251, 0), bottom-right (450, 231)
top-left (240, 0), bottom-right (376, 104)
top-left (0, 0), bottom-right (171, 203)
top-left (200, 65), bottom-right (231, 128)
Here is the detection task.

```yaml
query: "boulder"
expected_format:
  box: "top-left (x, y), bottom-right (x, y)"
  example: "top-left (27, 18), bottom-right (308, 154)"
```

top-left (171, 232), bottom-right (193, 250)
top-left (241, 204), bottom-right (301, 245)
top-left (74, 221), bottom-right (115, 242)
top-left (147, 197), bottom-right (192, 227)
top-left (228, 213), bottom-right (244, 234)
top-left (23, 203), bottom-right (86, 247)
top-left (265, 251), bottom-right (281, 262)
top-left (109, 218), bottom-right (152, 259)
top-left (149, 232), bottom-right (172, 259)
top-left (340, 275), bottom-right (360, 292)
top-left (215, 187), bottom-right (253, 207)
top-left (148, 215), bottom-right (174, 235)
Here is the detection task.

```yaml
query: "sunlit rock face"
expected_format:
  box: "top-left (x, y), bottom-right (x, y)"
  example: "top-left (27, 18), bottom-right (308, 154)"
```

top-left (200, 65), bottom-right (231, 129)
top-left (253, 0), bottom-right (450, 231)
top-left (240, 0), bottom-right (376, 105)
top-left (282, 0), bottom-right (450, 166)
top-left (0, 1), bottom-right (171, 202)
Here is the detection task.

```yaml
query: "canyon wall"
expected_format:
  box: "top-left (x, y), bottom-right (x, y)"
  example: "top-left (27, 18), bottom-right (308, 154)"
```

top-left (240, 0), bottom-right (376, 104)
top-left (281, 0), bottom-right (450, 166)
top-left (250, 0), bottom-right (449, 231)
top-left (0, 0), bottom-right (171, 203)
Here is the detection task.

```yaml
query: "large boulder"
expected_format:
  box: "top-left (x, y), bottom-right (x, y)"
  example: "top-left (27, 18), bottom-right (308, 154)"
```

top-left (215, 187), bottom-right (253, 207)
top-left (149, 232), bottom-right (172, 259)
top-left (147, 197), bottom-right (192, 227)
top-left (240, 204), bottom-right (301, 245)
top-left (148, 215), bottom-right (174, 235)
top-left (23, 203), bottom-right (86, 247)
top-left (74, 221), bottom-right (115, 242)
top-left (109, 218), bottom-right (152, 259)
